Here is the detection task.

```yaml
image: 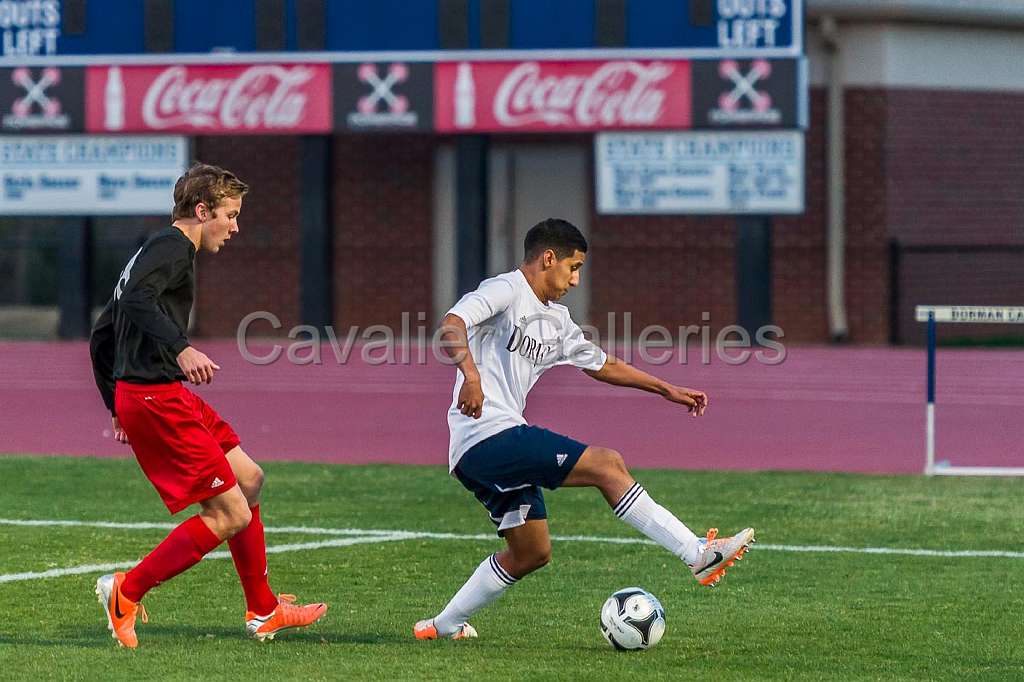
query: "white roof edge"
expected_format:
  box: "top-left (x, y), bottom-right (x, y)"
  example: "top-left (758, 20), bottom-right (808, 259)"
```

top-left (809, 0), bottom-right (1024, 27)
top-left (0, 46), bottom-right (803, 68)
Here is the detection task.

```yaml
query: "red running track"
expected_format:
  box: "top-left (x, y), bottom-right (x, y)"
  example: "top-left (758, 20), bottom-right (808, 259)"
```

top-left (1, 341), bottom-right (1021, 474)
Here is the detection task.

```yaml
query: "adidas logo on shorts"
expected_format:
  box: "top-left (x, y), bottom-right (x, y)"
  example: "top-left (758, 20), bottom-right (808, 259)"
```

top-left (211, 477), bottom-right (225, 489)
top-left (556, 453), bottom-right (568, 466)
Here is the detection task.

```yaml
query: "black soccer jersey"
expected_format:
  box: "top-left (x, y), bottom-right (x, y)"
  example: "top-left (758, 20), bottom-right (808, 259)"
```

top-left (89, 227), bottom-right (196, 415)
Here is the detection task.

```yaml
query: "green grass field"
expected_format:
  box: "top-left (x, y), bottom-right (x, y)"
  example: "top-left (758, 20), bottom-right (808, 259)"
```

top-left (2, 455), bottom-right (1024, 681)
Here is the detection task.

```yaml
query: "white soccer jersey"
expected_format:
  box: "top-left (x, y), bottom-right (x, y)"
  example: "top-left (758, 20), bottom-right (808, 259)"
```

top-left (446, 269), bottom-right (608, 470)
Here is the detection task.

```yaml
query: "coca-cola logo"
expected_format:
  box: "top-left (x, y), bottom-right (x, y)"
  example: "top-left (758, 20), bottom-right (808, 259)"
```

top-left (140, 65), bottom-right (315, 130)
top-left (493, 61), bottom-right (673, 128)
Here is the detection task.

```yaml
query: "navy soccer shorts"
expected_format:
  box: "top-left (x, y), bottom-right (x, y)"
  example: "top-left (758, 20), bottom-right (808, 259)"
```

top-left (453, 425), bottom-right (588, 535)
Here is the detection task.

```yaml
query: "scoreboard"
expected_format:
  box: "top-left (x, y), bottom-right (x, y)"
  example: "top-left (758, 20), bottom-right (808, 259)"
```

top-left (1, 0), bottom-right (803, 62)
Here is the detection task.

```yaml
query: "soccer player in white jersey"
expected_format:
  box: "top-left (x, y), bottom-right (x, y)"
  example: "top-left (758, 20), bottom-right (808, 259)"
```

top-left (414, 218), bottom-right (755, 641)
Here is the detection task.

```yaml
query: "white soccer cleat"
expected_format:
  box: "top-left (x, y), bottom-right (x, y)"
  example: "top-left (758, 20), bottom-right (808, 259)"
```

top-left (413, 619), bottom-right (478, 640)
top-left (690, 527), bottom-right (755, 587)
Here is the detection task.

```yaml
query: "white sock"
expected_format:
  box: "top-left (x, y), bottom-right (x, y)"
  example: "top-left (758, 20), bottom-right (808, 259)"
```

top-left (613, 482), bottom-right (702, 565)
top-left (433, 553), bottom-right (518, 636)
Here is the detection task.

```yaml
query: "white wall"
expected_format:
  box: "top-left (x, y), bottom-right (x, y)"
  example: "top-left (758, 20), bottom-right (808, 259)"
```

top-left (432, 145), bottom-right (457, 320)
top-left (808, 22), bottom-right (1024, 91)
top-left (488, 143), bottom-right (592, 324)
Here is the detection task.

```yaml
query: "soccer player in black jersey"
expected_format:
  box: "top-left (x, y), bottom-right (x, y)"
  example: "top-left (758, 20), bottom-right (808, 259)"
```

top-left (89, 163), bottom-right (326, 648)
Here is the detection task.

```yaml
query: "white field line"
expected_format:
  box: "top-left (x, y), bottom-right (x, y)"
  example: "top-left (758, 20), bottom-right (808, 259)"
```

top-left (6, 516), bottom-right (1024, 561)
top-left (0, 534), bottom-right (409, 584)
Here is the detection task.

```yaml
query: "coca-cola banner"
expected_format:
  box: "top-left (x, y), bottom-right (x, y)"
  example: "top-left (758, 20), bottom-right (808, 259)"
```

top-left (84, 64), bottom-right (332, 134)
top-left (435, 60), bottom-right (692, 133)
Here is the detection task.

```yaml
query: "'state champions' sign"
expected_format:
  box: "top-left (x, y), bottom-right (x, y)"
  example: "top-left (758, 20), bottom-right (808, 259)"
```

top-left (595, 130), bottom-right (804, 214)
top-left (0, 135), bottom-right (187, 215)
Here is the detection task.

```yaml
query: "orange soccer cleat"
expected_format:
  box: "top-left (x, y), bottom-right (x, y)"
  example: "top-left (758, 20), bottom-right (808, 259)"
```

top-left (413, 619), bottom-right (478, 640)
top-left (690, 527), bottom-right (756, 587)
top-left (95, 572), bottom-right (148, 649)
top-left (245, 594), bottom-right (328, 641)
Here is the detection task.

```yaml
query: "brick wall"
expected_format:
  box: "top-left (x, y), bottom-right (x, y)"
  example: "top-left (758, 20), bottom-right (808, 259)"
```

top-left (884, 88), bottom-right (1024, 342)
top-left (588, 212), bottom-right (737, 340)
top-left (589, 89), bottom-right (830, 345)
top-left (843, 88), bottom-right (891, 344)
top-left (188, 89), bottom-right (1023, 346)
top-left (332, 134), bottom-right (435, 329)
top-left (192, 134), bottom-right (438, 338)
top-left (588, 88), bottom-right (892, 346)
top-left (896, 249), bottom-right (1024, 344)
top-left (886, 89), bottom-right (1024, 247)
top-left (773, 88), bottom-right (828, 343)
top-left (192, 136), bottom-right (302, 337)
top-left (585, 127), bottom-right (733, 340)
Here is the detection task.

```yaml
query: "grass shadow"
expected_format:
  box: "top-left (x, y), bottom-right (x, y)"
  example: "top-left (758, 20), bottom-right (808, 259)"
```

top-left (137, 623), bottom-right (407, 645)
top-left (0, 633), bottom-right (113, 649)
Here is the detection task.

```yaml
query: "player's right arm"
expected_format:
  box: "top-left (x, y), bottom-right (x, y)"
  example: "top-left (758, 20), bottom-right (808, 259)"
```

top-left (439, 313), bottom-right (484, 418)
top-left (440, 277), bottom-right (516, 419)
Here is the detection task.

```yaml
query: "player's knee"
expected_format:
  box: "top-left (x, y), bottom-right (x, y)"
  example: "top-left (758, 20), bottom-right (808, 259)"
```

top-left (240, 465), bottom-right (265, 500)
top-left (506, 542), bottom-right (551, 577)
top-left (224, 505), bottom-right (253, 537)
top-left (605, 448), bottom-right (628, 473)
top-left (591, 447), bottom-right (628, 482)
top-left (532, 545), bottom-right (552, 570)
top-left (251, 464), bottom-right (265, 490)
top-left (521, 545), bottom-right (552, 574)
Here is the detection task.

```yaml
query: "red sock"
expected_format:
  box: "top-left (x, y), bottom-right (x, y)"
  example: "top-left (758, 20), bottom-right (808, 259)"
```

top-left (122, 515), bottom-right (222, 602)
top-left (228, 505), bottom-right (278, 615)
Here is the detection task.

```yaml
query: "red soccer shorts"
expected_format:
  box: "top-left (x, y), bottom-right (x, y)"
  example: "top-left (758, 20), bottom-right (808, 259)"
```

top-left (115, 381), bottom-right (241, 514)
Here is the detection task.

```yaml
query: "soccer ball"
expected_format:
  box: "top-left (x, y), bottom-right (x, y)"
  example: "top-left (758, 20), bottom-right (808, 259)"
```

top-left (600, 587), bottom-right (666, 651)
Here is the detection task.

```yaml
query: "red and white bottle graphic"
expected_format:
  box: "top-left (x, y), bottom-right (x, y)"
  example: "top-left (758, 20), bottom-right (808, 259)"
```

top-left (454, 62), bottom-right (475, 129)
top-left (104, 66), bottom-right (125, 131)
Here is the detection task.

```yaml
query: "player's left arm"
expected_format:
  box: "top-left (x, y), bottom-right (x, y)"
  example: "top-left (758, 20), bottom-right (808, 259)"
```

top-left (88, 298), bottom-right (117, 415)
top-left (583, 357), bottom-right (708, 417)
top-left (88, 298), bottom-right (130, 443)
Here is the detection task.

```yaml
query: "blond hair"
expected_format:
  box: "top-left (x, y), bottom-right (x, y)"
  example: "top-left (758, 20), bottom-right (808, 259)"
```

top-left (171, 162), bottom-right (248, 220)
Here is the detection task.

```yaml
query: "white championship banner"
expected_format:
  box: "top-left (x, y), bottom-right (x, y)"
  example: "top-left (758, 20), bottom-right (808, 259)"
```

top-left (595, 130), bottom-right (804, 215)
top-left (0, 135), bottom-right (188, 215)
top-left (915, 306), bottom-right (1024, 324)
